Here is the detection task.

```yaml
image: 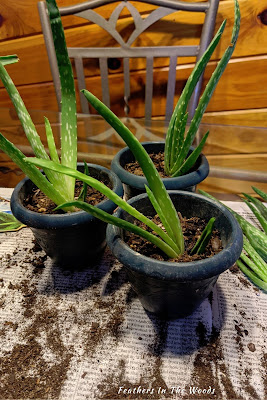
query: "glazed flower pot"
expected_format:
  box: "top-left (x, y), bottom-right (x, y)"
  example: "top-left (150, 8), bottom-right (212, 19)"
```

top-left (11, 164), bottom-right (123, 267)
top-left (111, 141), bottom-right (209, 200)
top-left (107, 191), bottom-right (243, 319)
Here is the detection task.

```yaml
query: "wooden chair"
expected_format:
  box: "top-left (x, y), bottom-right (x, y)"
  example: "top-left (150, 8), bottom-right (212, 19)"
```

top-left (38, 0), bottom-right (219, 122)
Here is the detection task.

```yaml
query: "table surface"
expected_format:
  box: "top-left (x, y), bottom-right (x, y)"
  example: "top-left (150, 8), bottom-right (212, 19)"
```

top-left (2, 106), bottom-right (267, 194)
top-left (0, 189), bottom-right (266, 400)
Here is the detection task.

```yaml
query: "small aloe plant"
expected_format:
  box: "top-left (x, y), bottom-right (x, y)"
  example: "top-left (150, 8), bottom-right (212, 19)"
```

top-left (0, 0), bottom-right (77, 210)
top-left (164, 0), bottom-right (240, 177)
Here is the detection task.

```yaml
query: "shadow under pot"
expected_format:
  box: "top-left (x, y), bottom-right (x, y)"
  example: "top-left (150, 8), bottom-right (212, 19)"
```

top-left (106, 191), bottom-right (243, 319)
top-left (111, 141), bottom-right (209, 200)
top-left (11, 164), bottom-right (123, 268)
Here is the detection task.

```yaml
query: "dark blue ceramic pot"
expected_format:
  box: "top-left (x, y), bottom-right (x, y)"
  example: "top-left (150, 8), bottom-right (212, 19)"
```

top-left (107, 191), bottom-right (243, 319)
top-left (11, 164), bottom-right (123, 267)
top-left (111, 141), bottom-right (209, 200)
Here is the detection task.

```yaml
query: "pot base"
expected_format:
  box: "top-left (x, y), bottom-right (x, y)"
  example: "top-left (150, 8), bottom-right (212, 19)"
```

top-left (127, 268), bottom-right (218, 319)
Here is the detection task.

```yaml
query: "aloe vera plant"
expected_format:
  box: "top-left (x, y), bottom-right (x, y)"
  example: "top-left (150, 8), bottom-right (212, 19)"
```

top-left (0, 0), bottom-right (77, 209)
top-left (199, 187), bottom-right (267, 291)
top-left (164, 0), bottom-right (240, 177)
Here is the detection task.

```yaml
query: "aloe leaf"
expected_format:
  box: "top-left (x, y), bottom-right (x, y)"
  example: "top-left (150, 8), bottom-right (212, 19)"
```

top-left (25, 157), bottom-right (181, 255)
top-left (191, 217), bottom-right (215, 255)
top-left (0, 212), bottom-right (26, 232)
top-left (46, 0), bottom-right (77, 201)
top-left (168, 113), bottom-right (188, 173)
top-left (164, 19), bottom-right (227, 172)
top-left (54, 200), bottom-right (178, 258)
top-left (243, 199), bottom-right (267, 235)
top-left (0, 222), bottom-right (26, 232)
top-left (252, 186), bottom-right (267, 202)
top-left (173, 0), bottom-right (240, 171)
top-left (243, 192), bottom-right (267, 221)
top-left (82, 89), bottom-right (183, 250)
top-left (0, 55), bottom-right (19, 66)
top-left (237, 259), bottom-right (267, 291)
top-left (78, 161), bottom-right (89, 202)
top-left (199, 189), bottom-right (267, 262)
top-left (44, 117), bottom-right (60, 164)
top-left (0, 133), bottom-right (69, 207)
top-left (242, 237), bottom-right (267, 281)
top-left (0, 61), bottom-right (59, 187)
top-left (171, 131), bottom-right (209, 177)
top-left (145, 185), bottom-right (182, 254)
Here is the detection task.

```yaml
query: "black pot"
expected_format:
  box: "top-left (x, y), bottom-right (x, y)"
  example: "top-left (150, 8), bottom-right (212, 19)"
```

top-left (11, 164), bottom-right (123, 267)
top-left (107, 191), bottom-right (243, 319)
top-left (111, 141), bottom-right (209, 200)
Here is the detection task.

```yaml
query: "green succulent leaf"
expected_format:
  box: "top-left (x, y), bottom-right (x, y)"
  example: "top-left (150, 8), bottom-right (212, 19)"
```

top-left (171, 131), bottom-right (209, 177)
top-left (46, 0), bottom-right (77, 201)
top-left (0, 133), bottom-right (69, 207)
top-left (0, 212), bottom-right (26, 232)
top-left (252, 186), bottom-right (267, 202)
top-left (191, 217), bottom-right (216, 255)
top-left (0, 55), bottom-right (19, 66)
top-left (78, 161), bottom-right (89, 202)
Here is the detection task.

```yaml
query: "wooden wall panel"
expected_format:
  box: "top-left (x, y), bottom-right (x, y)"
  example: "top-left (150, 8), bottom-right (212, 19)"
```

top-left (1, 56), bottom-right (267, 117)
top-left (1, 0), bottom-right (267, 89)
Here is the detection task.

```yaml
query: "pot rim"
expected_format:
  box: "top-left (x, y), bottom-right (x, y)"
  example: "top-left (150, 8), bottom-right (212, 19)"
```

top-left (111, 141), bottom-right (209, 189)
top-left (107, 191), bottom-right (243, 281)
top-left (11, 163), bottom-right (123, 229)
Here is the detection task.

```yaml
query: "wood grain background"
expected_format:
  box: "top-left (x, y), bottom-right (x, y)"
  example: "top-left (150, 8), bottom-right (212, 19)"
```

top-left (0, 0), bottom-right (266, 193)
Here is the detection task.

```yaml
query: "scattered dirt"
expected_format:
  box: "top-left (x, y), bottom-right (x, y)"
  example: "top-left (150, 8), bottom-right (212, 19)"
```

top-left (0, 236), bottom-right (134, 399)
top-left (96, 319), bottom-right (169, 399)
top-left (124, 213), bottom-right (222, 263)
top-left (189, 322), bottom-right (241, 399)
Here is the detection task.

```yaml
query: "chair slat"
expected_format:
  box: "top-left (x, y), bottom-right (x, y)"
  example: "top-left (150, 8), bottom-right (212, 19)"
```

top-left (123, 58), bottom-right (131, 117)
top-left (145, 57), bottom-right (154, 121)
top-left (165, 55), bottom-right (177, 122)
top-left (99, 58), bottom-right (110, 108)
top-left (74, 57), bottom-right (90, 114)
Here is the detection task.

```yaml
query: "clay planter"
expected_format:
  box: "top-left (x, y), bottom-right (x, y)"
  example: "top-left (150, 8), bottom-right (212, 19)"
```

top-left (107, 191), bottom-right (243, 319)
top-left (111, 141), bottom-right (209, 200)
top-left (11, 164), bottom-right (123, 267)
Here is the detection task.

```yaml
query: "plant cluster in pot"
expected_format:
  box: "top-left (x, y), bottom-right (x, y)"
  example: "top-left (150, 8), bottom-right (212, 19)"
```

top-left (25, 1), bottom-right (243, 317)
top-left (0, 0), bottom-right (123, 266)
top-left (111, 1), bottom-right (240, 200)
top-left (107, 190), bottom-right (242, 318)
top-left (111, 142), bottom-right (209, 199)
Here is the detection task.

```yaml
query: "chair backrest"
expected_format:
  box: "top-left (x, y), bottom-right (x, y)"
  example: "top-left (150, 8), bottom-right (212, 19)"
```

top-left (38, 0), bottom-right (219, 121)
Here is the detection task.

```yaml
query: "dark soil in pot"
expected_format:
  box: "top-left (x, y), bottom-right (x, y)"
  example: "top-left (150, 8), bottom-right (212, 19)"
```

top-left (11, 164), bottom-right (123, 268)
top-left (124, 151), bottom-right (199, 179)
top-left (24, 175), bottom-right (111, 214)
top-left (124, 214), bottom-right (223, 263)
